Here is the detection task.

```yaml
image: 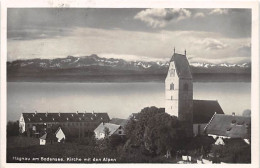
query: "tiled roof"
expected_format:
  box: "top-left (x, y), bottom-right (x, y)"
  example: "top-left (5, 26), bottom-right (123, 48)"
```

top-left (94, 123), bottom-right (120, 136)
top-left (193, 100), bottom-right (224, 124)
top-left (170, 53), bottom-right (192, 79)
top-left (39, 132), bottom-right (57, 140)
top-left (110, 118), bottom-right (128, 127)
top-left (22, 112), bottom-right (110, 123)
top-left (205, 114), bottom-right (251, 139)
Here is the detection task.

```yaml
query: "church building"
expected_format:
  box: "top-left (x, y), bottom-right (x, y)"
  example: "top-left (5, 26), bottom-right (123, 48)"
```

top-left (165, 48), bottom-right (224, 137)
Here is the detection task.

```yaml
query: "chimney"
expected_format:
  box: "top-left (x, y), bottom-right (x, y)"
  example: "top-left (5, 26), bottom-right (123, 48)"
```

top-left (35, 111), bottom-right (37, 115)
top-left (45, 112), bottom-right (48, 117)
top-left (92, 111), bottom-right (94, 115)
top-left (58, 112), bottom-right (61, 117)
top-left (232, 112), bottom-right (235, 116)
top-left (76, 111), bottom-right (79, 114)
top-left (184, 49), bottom-right (186, 56)
top-left (174, 46), bottom-right (175, 54)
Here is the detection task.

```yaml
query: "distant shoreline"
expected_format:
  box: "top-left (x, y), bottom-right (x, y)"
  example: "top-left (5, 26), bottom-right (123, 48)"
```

top-left (7, 73), bottom-right (251, 83)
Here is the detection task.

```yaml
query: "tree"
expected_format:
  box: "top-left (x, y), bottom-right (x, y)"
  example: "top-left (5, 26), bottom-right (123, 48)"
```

top-left (104, 127), bottom-right (110, 138)
top-left (7, 121), bottom-right (19, 136)
top-left (124, 106), bottom-right (182, 157)
top-left (242, 109), bottom-right (251, 117)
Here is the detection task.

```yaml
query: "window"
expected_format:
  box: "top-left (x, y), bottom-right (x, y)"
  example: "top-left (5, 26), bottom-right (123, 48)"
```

top-left (170, 83), bottom-right (174, 90)
top-left (184, 83), bottom-right (188, 91)
top-left (170, 69), bottom-right (175, 77)
top-left (118, 131), bottom-right (122, 134)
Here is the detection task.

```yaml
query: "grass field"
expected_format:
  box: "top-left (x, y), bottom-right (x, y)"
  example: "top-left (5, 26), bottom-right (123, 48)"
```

top-left (7, 136), bottom-right (120, 163)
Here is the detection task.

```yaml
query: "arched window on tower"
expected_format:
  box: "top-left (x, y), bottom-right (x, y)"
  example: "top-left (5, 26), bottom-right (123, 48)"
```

top-left (170, 83), bottom-right (174, 90)
top-left (184, 83), bottom-right (188, 91)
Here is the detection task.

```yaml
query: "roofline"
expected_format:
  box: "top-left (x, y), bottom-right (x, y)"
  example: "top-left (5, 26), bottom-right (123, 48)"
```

top-left (193, 99), bottom-right (219, 102)
top-left (39, 133), bottom-right (47, 140)
top-left (204, 112), bottom-right (217, 131)
top-left (214, 113), bottom-right (251, 118)
top-left (21, 112), bottom-right (108, 114)
top-left (55, 127), bottom-right (61, 135)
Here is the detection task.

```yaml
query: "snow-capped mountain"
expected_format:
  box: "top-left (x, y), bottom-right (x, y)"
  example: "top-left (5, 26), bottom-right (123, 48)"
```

top-left (7, 54), bottom-right (250, 70)
top-left (7, 54), bottom-right (251, 82)
top-left (190, 62), bottom-right (250, 68)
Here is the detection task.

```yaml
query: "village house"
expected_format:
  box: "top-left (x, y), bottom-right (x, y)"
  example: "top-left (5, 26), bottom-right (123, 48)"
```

top-left (165, 49), bottom-right (225, 137)
top-left (55, 127), bottom-right (66, 142)
top-left (39, 127), bottom-right (65, 145)
top-left (19, 112), bottom-right (110, 138)
top-left (204, 113), bottom-right (251, 145)
top-left (39, 132), bottom-right (57, 145)
top-left (94, 122), bottom-right (125, 139)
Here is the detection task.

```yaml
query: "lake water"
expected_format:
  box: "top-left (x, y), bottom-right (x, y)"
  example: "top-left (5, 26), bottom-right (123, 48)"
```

top-left (7, 82), bottom-right (251, 121)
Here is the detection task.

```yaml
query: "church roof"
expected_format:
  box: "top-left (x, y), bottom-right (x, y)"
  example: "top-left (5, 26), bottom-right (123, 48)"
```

top-left (170, 53), bottom-right (192, 79)
top-left (193, 100), bottom-right (224, 124)
top-left (204, 114), bottom-right (251, 139)
top-left (22, 112), bottom-right (110, 123)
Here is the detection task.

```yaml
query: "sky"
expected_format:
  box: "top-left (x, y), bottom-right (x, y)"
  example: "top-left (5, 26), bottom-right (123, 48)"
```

top-left (7, 8), bottom-right (251, 64)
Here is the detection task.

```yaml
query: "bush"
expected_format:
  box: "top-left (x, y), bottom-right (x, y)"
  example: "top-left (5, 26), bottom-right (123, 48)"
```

top-left (109, 135), bottom-right (125, 148)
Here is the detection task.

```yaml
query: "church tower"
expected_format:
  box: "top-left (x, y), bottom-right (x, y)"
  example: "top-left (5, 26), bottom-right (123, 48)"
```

top-left (165, 48), bottom-right (193, 136)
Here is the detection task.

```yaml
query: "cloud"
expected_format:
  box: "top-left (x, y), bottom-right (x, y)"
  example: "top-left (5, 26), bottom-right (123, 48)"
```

top-left (237, 43), bottom-right (251, 57)
top-left (193, 12), bottom-right (205, 18)
top-left (8, 27), bottom-right (250, 64)
top-left (7, 27), bottom-right (72, 40)
top-left (134, 8), bottom-right (191, 28)
top-left (209, 8), bottom-right (229, 15)
top-left (195, 38), bottom-right (228, 50)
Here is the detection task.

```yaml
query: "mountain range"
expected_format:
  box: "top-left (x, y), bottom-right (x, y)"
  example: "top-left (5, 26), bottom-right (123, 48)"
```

top-left (7, 54), bottom-right (251, 82)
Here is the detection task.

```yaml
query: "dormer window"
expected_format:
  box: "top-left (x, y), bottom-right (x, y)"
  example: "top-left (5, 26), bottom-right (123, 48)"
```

top-left (227, 127), bottom-right (232, 131)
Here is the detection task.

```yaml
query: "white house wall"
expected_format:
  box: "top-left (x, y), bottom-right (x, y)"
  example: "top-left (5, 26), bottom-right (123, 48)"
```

top-left (56, 128), bottom-right (66, 142)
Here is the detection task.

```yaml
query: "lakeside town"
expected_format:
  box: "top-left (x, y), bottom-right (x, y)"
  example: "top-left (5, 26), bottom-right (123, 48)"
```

top-left (7, 50), bottom-right (251, 164)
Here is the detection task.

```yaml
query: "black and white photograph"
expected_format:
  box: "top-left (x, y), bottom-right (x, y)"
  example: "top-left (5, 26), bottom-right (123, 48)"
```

top-left (1, 1), bottom-right (259, 167)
